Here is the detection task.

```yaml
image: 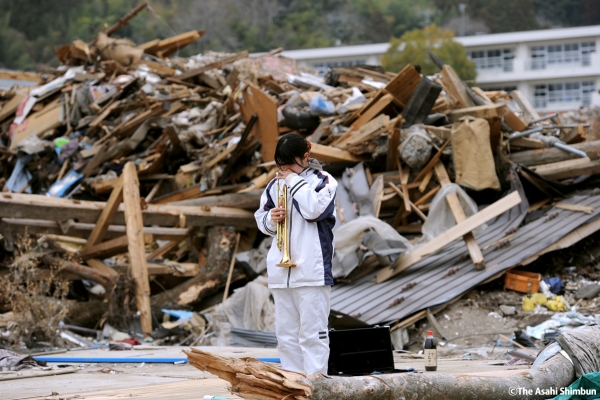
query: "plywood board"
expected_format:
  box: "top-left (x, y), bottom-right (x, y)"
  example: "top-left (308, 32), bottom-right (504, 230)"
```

top-left (238, 82), bottom-right (279, 162)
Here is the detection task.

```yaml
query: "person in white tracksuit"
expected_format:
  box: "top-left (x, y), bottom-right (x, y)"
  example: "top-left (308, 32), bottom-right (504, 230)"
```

top-left (254, 133), bottom-right (337, 375)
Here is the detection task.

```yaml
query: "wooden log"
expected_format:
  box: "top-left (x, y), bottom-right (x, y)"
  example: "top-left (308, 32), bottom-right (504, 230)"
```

top-left (122, 162), bottom-right (152, 335)
top-left (79, 233), bottom-right (153, 260)
top-left (113, 262), bottom-right (199, 277)
top-left (185, 346), bottom-right (575, 400)
top-left (41, 255), bottom-right (114, 290)
top-left (171, 190), bottom-right (262, 210)
top-left (2, 218), bottom-right (188, 241)
top-left (0, 193), bottom-right (256, 227)
top-left (507, 140), bottom-right (600, 166)
top-left (530, 158), bottom-right (600, 180)
top-left (151, 226), bottom-right (238, 308)
top-left (377, 191), bottom-right (522, 283)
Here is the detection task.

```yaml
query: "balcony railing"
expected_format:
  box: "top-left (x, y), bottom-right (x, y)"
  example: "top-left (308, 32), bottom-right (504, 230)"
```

top-left (473, 62), bottom-right (514, 73)
top-left (533, 96), bottom-right (592, 110)
top-left (526, 55), bottom-right (592, 70)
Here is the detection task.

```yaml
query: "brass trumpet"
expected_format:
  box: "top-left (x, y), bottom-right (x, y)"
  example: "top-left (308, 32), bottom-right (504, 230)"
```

top-left (276, 179), bottom-right (296, 268)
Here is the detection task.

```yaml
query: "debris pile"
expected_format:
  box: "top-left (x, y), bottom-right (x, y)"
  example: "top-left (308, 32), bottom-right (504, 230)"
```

top-left (1, 4), bottom-right (600, 355)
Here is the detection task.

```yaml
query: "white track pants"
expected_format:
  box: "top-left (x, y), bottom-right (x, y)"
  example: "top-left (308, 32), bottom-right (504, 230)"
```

top-left (271, 286), bottom-right (330, 375)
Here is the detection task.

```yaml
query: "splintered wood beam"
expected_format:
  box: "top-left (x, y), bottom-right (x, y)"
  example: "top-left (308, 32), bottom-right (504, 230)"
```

top-left (377, 191), bottom-right (521, 283)
top-left (0, 193), bottom-right (256, 227)
top-left (434, 162), bottom-right (485, 270)
top-left (333, 93), bottom-right (393, 147)
top-left (80, 233), bottom-right (153, 260)
top-left (86, 177), bottom-right (124, 247)
top-left (389, 183), bottom-right (427, 221)
top-left (440, 64), bottom-right (475, 109)
top-left (122, 162), bottom-right (152, 335)
top-left (397, 161), bottom-right (411, 213)
top-left (309, 143), bottom-right (362, 163)
top-left (448, 104), bottom-right (507, 122)
top-left (83, 177), bottom-right (124, 277)
top-left (146, 239), bottom-right (182, 261)
top-left (413, 138), bottom-right (451, 183)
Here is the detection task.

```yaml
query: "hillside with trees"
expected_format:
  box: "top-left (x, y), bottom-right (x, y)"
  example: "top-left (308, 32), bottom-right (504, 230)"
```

top-left (0, 0), bottom-right (598, 71)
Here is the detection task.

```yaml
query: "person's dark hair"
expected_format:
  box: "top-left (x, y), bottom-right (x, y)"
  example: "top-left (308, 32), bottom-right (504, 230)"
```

top-left (274, 133), bottom-right (309, 168)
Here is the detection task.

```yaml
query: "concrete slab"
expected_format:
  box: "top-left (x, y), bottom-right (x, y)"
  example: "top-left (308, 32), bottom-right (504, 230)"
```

top-left (7, 345), bottom-right (528, 400)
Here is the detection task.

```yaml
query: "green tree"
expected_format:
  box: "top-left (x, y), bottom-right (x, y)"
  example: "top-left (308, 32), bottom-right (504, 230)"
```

top-left (381, 24), bottom-right (476, 81)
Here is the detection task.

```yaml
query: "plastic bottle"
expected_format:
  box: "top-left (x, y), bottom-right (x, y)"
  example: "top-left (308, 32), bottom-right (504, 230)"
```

top-left (423, 331), bottom-right (437, 371)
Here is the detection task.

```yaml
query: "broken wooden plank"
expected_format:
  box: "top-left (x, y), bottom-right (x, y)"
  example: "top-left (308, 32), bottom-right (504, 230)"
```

top-left (434, 161), bottom-right (485, 270)
top-left (309, 143), bottom-right (362, 163)
top-left (10, 102), bottom-right (64, 149)
top-left (343, 114), bottom-right (390, 147)
top-left (448, 104), bottom-right (507, 122)
top-left (0, 193), bottom-right (256, 227)
top-left (508, 140), bottom-right (600, 166)
top-left (333, 93), bottom-right (393, 146)
top-left (88, 100), bottom-right (122, 129)
top-left (384, 64), bottom-right (422, 107)
top-left (530, 158), bottom-right (600, 180)
top-left (503, 109), bottom-right (528, 132)
top-left (122, 162), bottom-right (152, 335)
top-left (389, 183), bottom-right (426, 221)
top-left (154, 29), bottom-right (205, 58)
top-left (413, 139), bottom-right (451, 183)
top-left (510, 90), bottom-right (540, 123)
top-left (555, 202), bottom-right (594, 214)
top-left (86, 177), bottom-right (124, 247)
top-left (560, 124), bottom-right (587, 144)
top-left (177, 51), bottom-right (249, 81)
top-left (440, 64), bottom-right (475, 109)
top-left (238, 82), bottom-right (278, 163)
top-left (510, 137), bottom-right (546, 149)
top-left (377, 191), bottom-right (522, 283)
top-left (80, 233), bottom-right (153, 260)
top-left (147, 239), bottom-right (182, 261)
top-left (223, 233), bottom-right (241, 303)
top-left (113, 262), bottom-right (199, 277)
top-left (2, 218), bottom-right (188, 241)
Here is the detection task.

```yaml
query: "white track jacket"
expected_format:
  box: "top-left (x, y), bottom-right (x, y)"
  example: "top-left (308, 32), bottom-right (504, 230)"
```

top-left (255, 160), bottom-right (337, 289)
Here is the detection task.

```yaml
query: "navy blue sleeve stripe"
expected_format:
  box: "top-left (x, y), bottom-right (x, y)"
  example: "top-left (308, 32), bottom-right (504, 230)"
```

top-left (290, 179), bottom-right (305, 193)
top-left (291, 181), bottom-right (307, 197)
top-left (263, 179), bottom-right (277, 211)
top-left (314, 171), bottom-right (330, 193)
top-left (263, 214), bottom-right (276, 235)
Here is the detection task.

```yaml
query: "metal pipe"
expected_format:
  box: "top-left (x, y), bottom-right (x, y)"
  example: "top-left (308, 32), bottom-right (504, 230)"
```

top-left (529, 113), bottom-right (558, 124)
top-left (553, 142), bottom-right (588, 158)
top-left (508, 126), bottom-right (543, 140)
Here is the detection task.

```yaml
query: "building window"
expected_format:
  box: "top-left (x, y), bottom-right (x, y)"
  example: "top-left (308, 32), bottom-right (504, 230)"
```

top-left (468, 49), bottom-right (514, 71)
top-left (529, 41), bottom-right (596, 69)
top-left (533, 81), bottom-right (595, 108)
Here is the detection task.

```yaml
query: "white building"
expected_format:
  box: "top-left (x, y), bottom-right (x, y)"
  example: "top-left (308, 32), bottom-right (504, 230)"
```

top-left (273, 25), bottom-right (600, 112)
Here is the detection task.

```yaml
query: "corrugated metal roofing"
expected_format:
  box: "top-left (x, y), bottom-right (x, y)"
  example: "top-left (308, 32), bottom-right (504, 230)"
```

top-left (331, 192), bottom-right (600, 325)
